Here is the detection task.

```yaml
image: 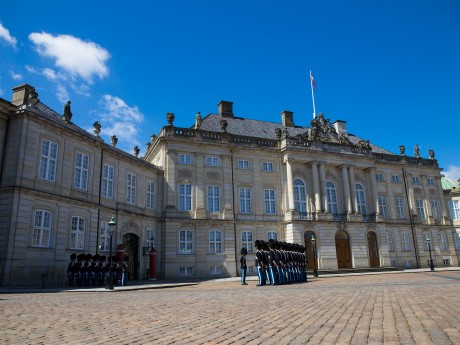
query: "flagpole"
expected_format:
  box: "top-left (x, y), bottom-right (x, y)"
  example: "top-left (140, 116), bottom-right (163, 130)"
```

top-left (310, 70), bottom-right (316, 119)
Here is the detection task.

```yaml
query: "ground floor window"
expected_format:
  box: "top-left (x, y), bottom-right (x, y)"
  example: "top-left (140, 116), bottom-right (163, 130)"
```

top-left (179, 267), bottom-right (194, 276)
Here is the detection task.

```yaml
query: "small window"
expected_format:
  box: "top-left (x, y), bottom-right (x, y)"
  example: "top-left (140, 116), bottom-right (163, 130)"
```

top-left (238, 160), bottom-right (250, 169)
top-left (206, 156), bottom-right (219, 166)
top-left (427, 178), bottom-right (435, 186)
top-left (443, 259), bottom-right (450, 266)
top-left (387, 232), bottom-right (394, 251)
top-left (179, 229), bottom-right (193, 254)
top-left (267, 231), bottom-right (278, 241)
top-left (179, 267), bottom-right (193, 276)
top-left (375, 173), bottom-right (385, 182)
top-left (178, 154), bottom-right (192, 165)
top-left (146, 180), bottom-right (154, 209)
top-left (412, 176), bottom-right (420, 184)
top-left (262, 162), bottom-right (274, 172)
top-left (209, 266), bottom-right (223, 275)
top-left (391, 175), bottom-right (400, 183)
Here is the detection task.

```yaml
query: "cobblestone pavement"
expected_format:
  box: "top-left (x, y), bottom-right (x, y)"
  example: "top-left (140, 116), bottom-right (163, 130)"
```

top-left (1, 271), bottom-right (460, 345)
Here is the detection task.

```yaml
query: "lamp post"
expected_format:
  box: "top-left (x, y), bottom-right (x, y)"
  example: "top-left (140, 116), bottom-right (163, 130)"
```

top-left (425, 234), bottom-right (435, 271)
top-left (311, 234), bottom-right (318, 277)
top-left (106, 215), bottom-right (116, 289)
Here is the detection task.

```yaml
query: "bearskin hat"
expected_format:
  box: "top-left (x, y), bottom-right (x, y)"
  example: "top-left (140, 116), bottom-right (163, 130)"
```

top-left (240, 247), bottom-right (248, 255)
top-left (70, 253), bottom-right (77, 260)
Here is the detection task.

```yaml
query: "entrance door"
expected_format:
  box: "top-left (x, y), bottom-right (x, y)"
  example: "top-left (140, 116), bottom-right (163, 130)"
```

top-left (122, 233), bottom-right (139, 281)
top-left (367, 231), bottom-right (380, 267)
top-left (335, 230), bottom-right (352, 268)
top-left (304, 231), bottom-right (316, 270)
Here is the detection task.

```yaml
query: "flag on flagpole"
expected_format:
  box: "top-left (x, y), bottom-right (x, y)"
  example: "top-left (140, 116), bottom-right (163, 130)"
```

top-left (310, 71), bottom-right (316, 88)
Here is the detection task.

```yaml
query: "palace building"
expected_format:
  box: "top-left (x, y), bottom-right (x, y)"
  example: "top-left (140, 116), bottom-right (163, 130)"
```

top-left (0, 84), bottom-right (458, 286)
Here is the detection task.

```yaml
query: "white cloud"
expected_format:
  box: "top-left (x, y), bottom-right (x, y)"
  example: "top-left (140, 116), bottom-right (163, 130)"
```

top-left (0, 23), bottom-right (17, 48)
top-left (10, 70), bottom-right (23, 80)
top-left (94, 95), bottom-right (145, 150)
top-left (443, 165), bottom-right (460, 181)
top-left (56, 84), bottom-right (69, 104)
top-left (28, 32), bottom-right (110, 83)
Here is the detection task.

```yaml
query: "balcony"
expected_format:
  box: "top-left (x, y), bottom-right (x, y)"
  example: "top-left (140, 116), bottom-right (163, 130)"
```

top-left (362, 214), bottom-right (377, 222)
top-left (299, 212), bottom-right (316, 221)
top-left (332, 213), bottom-right (348, 221)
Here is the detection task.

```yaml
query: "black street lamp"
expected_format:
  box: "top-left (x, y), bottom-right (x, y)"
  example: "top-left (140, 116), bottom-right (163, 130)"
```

top-left (311, 234), bottom-right (318, 277)
top-left (425, 234), bottom-right (435, 271)
top-left (106, 215), bottom-right (116, 289)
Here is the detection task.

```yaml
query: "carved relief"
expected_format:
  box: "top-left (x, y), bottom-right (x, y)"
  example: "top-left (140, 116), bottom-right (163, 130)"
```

top-left (121, 219), bottom-right (141, 236)
top-left (293, 168), bottom-right (306, 178)
top-left (178, 169), bottom-right (193, 179)
top-left (206, 171), bottom-right (220, 181)
top-left (354, 173), bottom-right (362, 182)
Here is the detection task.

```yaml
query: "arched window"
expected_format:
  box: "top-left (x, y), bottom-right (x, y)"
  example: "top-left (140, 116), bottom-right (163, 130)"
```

top-left (326, 181), bottom-right (338, 214)
top-left (355, 184), bottom-right (367, 215)
top-left (70, 216), bottom-right (85, 250)
top-left (294, 179), bottom-right (307, 213)
top-left (209, 230), bottom-right (222, 254)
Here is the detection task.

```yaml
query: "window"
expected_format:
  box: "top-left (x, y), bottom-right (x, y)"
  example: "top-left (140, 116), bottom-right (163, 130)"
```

top-left (264, 189), bottom-right (276, 214)
top-left (427, 178), bottom-right (435, 186)
top-left (423, 232), bottom-right (432, 251)
top-left (209, 266), bottom-right (223, 275)
top-left (326, 181), bottom-right (338, 214)
top-left (262, 162), bottom-right (274, 172)
top-left (378, 196), bottom-right (389, 218)
top-left (454, 232), bottom-right (460, 251)
top-left (241, 231), bottom-right (253, 253)
top-left (395, 197), bottom-right (405, 219)
top-left (209, 230), bottom-right (222, 254)
top-left (32, 210), bottom-right (52, 247)
top-left (179, 230), bottom-right (193, 254)
top-left (294, 179), bottom-right (307, 213)
top-left (99, 222), bottom-right (110, 251)
top-left (146, 228), bottom-right (155, 248)
top-left (431, 200), bottom-right (440, 220)
top-left (179, 184), bottom-right (192, 211)
top-left (39, 139), bottom-right (58, 181)
top-left (207, 186), bottom-right (220, 212)
top-left (206, 156), bottom-right (219, 166)
top-left (267, 231), bottom-right (278, 241)
top-left (443, 259), bottom-right (450, 266)
top-left (102, 164), bottom-right (114, 199)
top-left (179, 267), bottom-right (193, 276)
top-left (178, 154), bottom-right (192, 165)
top-left (391, 175), bottom-right (400, 183)
top-left (387, 232), bottom-right (394, 251)
top-left (74, 152), bottom-right (89, 190)
top-left (401, 232), bottom-right (411, 251)
top-left (70, 216), bottom-right (85, 250)
top-left (127, 173), bottom-right (137, 204)
top-left (146, 180), bottom-right (155, 209)
top-left (238, 160), bottom-right (249, 169)
top-left (355, 184), bottom-right (367, 215)
top-left (448, 201), bottom-right (460, 220)
top-left (439, 232), bottom-right (448, 250)
top-left (375, 173), bottom-right (385, 182)
top-left (412, 176), bottom-right (420, 184)
top-left (239, 188), bottom-right (252, 213)
top-left (416, 199), bottom-right (425, 219)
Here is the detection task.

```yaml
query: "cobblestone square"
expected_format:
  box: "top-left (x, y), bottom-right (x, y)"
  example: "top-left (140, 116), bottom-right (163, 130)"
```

top-left (1, 271), bottom-right (460, 344)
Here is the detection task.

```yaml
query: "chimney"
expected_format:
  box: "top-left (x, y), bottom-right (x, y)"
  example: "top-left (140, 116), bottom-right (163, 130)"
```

top-left (12, 84), bottom-right (36, 106)
top-left (281, 110), bottom-right (294, 127)
top-left (218, 101), bottom-right (233, 118)
top-left (333, 120), bottom-right (348, 136)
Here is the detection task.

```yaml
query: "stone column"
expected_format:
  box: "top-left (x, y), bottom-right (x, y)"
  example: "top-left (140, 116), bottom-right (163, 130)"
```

top-left (341, 165), bottom-right (352, 214)
top-left (368, 167), bottom-right (379, 215)
top-left (311, 161), bottom-right (321, 213)
top-left (165, 149), bottom-right (176, 214)
top-left (284, 155), bottom-right (295, 212)
top-left (222, 155), bottom-right (234, 220)
top-left (319, 162), bottom-right (328, 212)
top-left (348, 165), bottom-right (358, 214)
top-left (195, 153), bottom-right (205, 218)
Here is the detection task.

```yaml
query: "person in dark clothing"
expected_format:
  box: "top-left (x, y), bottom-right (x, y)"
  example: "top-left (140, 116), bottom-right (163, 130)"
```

top-left (240, 248), bottom-right (248, 285)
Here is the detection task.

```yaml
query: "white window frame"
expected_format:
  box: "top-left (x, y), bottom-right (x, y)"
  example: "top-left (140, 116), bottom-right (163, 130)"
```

top-left (423, 231), bottom-right (432, 251)
top-left (391, 175), bottom-right (400, 183)
top-left (209, 266), bottom-right (223, 275)
top-left (241, 231), bottom-right (253, 253)
top-left (39, 139), bottom-right (58, 182)
top-left (206, 156), bottom-right (219, 166)
top-left (178, 184), bottom-right (192, 211)
top-left (378, 196), bottom-right (389, 218)
top-left (146, 228), bottom-right (155, 248)
top-left (262, 162), bottom-right (274, 172)
top-left (239, 187), bottom-right (252, 213)
top-left (395, 197), bottom-right (405, 219)
top-left (387, 232), bottom-right (394, 251)
top-left (32, 210), bottom-right (52, 247)
top-left (327, 181), bottom-right (339, 214)
top-left (178, 153), bottom-right (192, 165)
top-left (179, 267), bottom-right (193, 276)
top-left (209, 230), bottom-right (222, 254)
top-left (207, 185), bottom-right (220, 212)
top-left (427, 178), bottom-right (435, 186)
top-left (416, 199), bottom-right (426, 219)
top-left (355, 183), bottom-right (367, 215)
top-left (375, 173), bottom-right (385, 182)
top-left (146, 180), bottom-right (154, 209)
top-left (238, 160), bottom-right (250, 169)
top-left (127, 173), bottom-right (137, 204)
top-left (179, 229), bottom-right (193, 254)
top-left (267, 231), bottom-right (278, 241)
top-left (74, 151), bottom-right (89, 190)
top-left (70, 216), bottom-right (85, 250)
top-left (294, 179), bottom-right (307, 213)
top-left (102, 164), bottom-right (114, 199)
top-left (454, 232), bottom-right (460, 251)
top-left (401, 232), bottom-right (411, 251)
top-left (99, 222), bottom-right (110, 251)
top-left (448, 201), bottom-right (460, 220)
top-left (439, 232), bottom-right (448, 250)
top-left (264, 189), bottom-right (276, 214)
top-left (431, 200), bottom-right (440, 220)
top-left (412, 176), bottom-right (420, 184)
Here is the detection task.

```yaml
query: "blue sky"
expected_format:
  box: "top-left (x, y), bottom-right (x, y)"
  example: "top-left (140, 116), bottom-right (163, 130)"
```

top-left (1, 1), bottom-right (459, 179)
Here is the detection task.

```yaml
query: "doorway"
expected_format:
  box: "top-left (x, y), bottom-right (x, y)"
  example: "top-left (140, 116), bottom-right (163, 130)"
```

top-left (367, 231), bottom-right (380, 267)
top-left (335, 229), bottom-right (352, 268)
top-left (122, 233), bottom-right (139, 281)
top-left (304, 231), bottom-right (316, 270)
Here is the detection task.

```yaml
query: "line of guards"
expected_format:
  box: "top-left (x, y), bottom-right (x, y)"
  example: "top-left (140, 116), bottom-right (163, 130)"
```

top-left (66, 253), bottom-right (128, 287)
top-left (254, 240), bottom-right (307, 286)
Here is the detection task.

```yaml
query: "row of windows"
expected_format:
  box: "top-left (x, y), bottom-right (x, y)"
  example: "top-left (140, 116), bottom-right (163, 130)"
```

top-left (178, 229), bottom-right (278, 254)
top-left (39, 139), bottom-right (156, 207)
top-left (387, 231), bottom-right (450, 251)
top-left (178, 153), bottom-right (274, 171)
top-left (375, 173), bottom-right (436, 186)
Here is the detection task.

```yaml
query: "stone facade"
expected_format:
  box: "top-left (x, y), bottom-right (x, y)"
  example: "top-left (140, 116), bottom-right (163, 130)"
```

top-left (0, 84), bottom-right (458, 286)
